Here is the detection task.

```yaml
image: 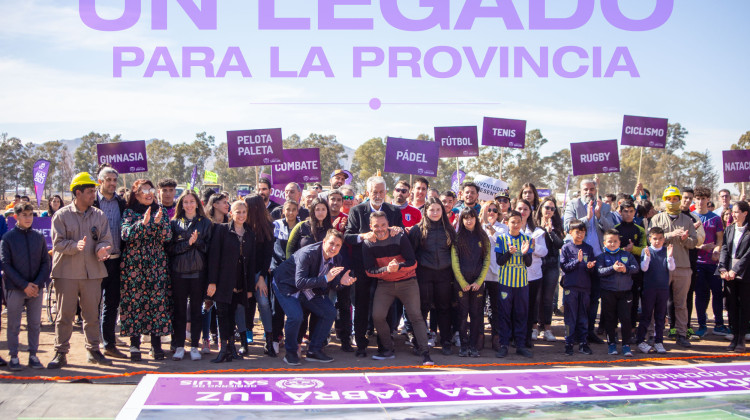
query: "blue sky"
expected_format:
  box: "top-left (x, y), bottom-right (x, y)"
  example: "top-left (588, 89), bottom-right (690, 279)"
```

top-left (1, 1), bottom-right (748, 190)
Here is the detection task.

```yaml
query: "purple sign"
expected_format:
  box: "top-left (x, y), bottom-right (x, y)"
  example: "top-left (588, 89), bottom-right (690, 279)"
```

top-left (537, 188), bottom-right (552, 198)
top-left (435, 126), bottom-right (478, 158)
top-left (570, 139), bottom-right (620, 176)
top-left (33, 159), bottom-right (51, 208)
top-left (482, 117), bottom-right (527, 148)
top-left (722, 150), bottom-right (750, 183)
top-left (96, 140), bottom-right (148, 174)
top-left (271, 148), bottom-right (322, 185)
top-left (227, 128), bottom-right (284, 168)
top-left (451, 170), bottom-right (466, 193)
top-left (8, 217), bottom-right (52, 250)
top-left (260, 173), bottom-right (287, 205)
top-left (126, 363), bottom-right (750, 411)
top-left (189, 165), bottom-right (198, 189)
top-left (621, 115), bottom-right (668, 148)
top-left (384, 137), bottom-right (439, 177)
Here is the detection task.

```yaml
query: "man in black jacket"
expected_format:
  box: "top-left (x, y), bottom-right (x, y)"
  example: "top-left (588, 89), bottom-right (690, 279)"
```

top-left (273, 230), bottom-right (356, 365)
top-left (345, 176), bottom-right (404, 357)
top-left (93, 165), bottom-right (128, 359)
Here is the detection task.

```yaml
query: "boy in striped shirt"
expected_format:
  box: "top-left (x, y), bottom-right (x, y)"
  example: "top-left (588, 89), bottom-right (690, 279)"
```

top-left (495, 210), bottom-right (534, 358)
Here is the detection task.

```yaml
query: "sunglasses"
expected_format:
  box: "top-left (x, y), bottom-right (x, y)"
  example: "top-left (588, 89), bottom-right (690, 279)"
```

top-left (487, 208), bottom-right (499, 213)
top-left (394, 188), bottom-right (409, 194)
top-left (543, 206), bottom-right (556, 211)
top-left (496, 198), bottom-right (509, 203)
top-left (342, 195), bottom-right (354, 200)
top-left (140, 187), bottom-right (156, 195)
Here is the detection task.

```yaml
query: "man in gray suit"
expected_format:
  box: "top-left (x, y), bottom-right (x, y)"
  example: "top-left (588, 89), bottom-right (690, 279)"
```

top-left (564, 179), bottom-right (614, 344)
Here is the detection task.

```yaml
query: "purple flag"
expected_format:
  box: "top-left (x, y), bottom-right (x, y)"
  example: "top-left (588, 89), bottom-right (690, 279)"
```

top-left (482, 117), bottom-right (527, 148)
top-left (271, 148), bottom-right (322, 185)
top-left (189, 165), bottom-right (198, 189)
top-left (451, 170), bottom-right (466, 193)
top-left (570, 140), bottom-right (620, 176)
top-left (435, 126), bottom-right (479, 158)
top-left (621, 115), bottom-right (668, 148)
top-left (384, 137), bottom-right (439, 177)
top-left (227, 128), bottom-right (284, 168)
top-left (32, 159), bottom-right (50, 208)
top-left (342, 169), bottom-right (353, 185)
top-left (722, 150), bottom-right (750, 183)
top-left (96, 140), bottom-right (148, 174)
top-left (8, 218), bottom-right (52, 250)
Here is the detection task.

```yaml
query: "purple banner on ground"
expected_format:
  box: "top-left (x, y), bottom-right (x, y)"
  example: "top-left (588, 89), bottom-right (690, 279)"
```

top-left (435, 126), bottom-right (478, 158)
top-left (131, 363), bottom-right (750, 410)
top-left (451, 170), bottom-right (466, 193)
top-left (227, 128), bottom-right (284, 168)
top-left (33, 159), bottom-right (51, 208)
top-left (621, 115), bottom-right (668, 148)
top-left (271, 148), bottom-right (322, 185)
top-left (384, 137), bottom-right (439, 177)
top-left (97, 140), bottom-right (148, 174)
top-left (722, 150), bottom-right (750, 183)
top-left (8, 217), bottom-right (52, 250)
top-left (482, 117), bottom-right (527, 148)
top-left (570, 140), bottom-right (620, 176)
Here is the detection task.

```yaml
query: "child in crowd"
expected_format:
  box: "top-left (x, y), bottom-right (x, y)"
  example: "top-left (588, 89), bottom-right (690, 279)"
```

top-left (636, 227), bottom-right (675, 354)
top-left (559, 220), bottom-right (597, 356)
top-left (596, 229), bottom-right (639, 356)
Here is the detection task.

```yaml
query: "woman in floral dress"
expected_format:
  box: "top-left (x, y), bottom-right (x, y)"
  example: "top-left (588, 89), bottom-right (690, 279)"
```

top-left (119, 179), bottom-right (173, 361)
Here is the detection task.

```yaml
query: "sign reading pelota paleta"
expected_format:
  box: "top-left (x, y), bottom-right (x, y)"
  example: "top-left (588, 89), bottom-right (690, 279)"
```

top-left (227, 128), bottom-right (284, 168)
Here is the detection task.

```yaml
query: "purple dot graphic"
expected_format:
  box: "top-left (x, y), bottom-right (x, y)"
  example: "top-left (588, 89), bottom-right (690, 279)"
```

top-left (369, 97), bottom-right (381, 110)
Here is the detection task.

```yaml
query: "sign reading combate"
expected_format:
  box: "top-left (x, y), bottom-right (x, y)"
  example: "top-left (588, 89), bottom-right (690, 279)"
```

top-left (722, 149), bottom-right (750, 183)
top-left (271, 148), bottom-right (321, 185)
top-left (97, 140), bottom-right (148, 174)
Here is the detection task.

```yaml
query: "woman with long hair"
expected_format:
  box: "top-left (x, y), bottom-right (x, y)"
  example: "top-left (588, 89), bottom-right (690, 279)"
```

top-left (452, 207), bottom-right (491, 357)
top-left (719, 201), bottom-right (750, 352)
top-left (286, 198), bottom-right (333, 257)
top-left (514, 198), bottom-right (548, 347)
top-left (533, 197), bottom-right (564, 341)
top-left (167, 191), bottom-right (213, 361)
top-left (201, 192), bottom-right (229, 351)
top-left (41, 195), bottom-right (63, 217)
top-left (207, 200), bottom-right (256, 362)
top-left (120, 179), bottom-right (173, 361)
top-left (519, 183), bottom-right (540, 212)
top-left (408, 197), bottom-right (457, 354)
top-left (206, 193), bottom-right (229, 224)
top-left (480, 200), bottom-right (508, 351)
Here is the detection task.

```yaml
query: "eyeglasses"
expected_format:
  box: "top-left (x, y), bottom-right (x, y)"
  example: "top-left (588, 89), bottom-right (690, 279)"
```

top-left (140, 187), bottom-right (156, 195)
top-left (543, 206), bottom-right (556, 211)
top-left (343, 195), bottom-right (354, 200)
top-left (496, 198), bottom-right (509, 203)
top-left (394, 188), bottom-right (409, 194)
top-left (487, 208), bottom-right (498, 213)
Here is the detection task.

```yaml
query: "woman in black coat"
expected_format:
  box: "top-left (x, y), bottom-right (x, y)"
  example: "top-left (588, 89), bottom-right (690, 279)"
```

top-left (718, 200), bottom-right (750, 352)
top-left (207, 200), bottom-right (256, 363)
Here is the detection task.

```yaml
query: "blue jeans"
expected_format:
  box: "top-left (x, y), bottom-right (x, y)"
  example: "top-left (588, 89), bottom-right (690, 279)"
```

top-left (254, 273), bottom-right (273, 336)
top-left (695, 263), bottom-right (724, 327)
top-left (272, 283), bottom-right (336, 354)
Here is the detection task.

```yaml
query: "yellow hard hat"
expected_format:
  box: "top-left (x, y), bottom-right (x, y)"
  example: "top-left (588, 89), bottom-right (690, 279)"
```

top-left (662, 185), bottom-right (682, 201)
top-left (70, 172), bottom-right (99, 191)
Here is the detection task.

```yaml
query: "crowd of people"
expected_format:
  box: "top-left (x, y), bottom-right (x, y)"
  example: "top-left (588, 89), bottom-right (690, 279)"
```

top-left (0, 164), bottom-right (748, 371)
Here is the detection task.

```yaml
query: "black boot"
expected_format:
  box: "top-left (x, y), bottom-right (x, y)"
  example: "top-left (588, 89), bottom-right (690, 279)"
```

top-left (230, 337), bottom-right (243, 359)
top-left (211, 341), bottom-right (232, 363)
top-left (238, 332), bottom-right (250, 356)
top-left (265, 337), bottom-right (277, 357)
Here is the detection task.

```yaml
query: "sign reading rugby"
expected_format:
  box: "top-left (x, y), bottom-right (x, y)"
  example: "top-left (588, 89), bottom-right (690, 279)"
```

top-left (435, 126), bottom-right (478, 158)
top-left (227, 128), bottom-right (283, 167)
top-left (621, 115), bottom-right (668, 148)
top-left (570, 139), bottom-right (620, 176)
top-left (722, 150), bottom-right (750, 183)
top-left (384, 137), bottom-right (439, 177)
top-left (271, 148), bottom-right (321, 185)
top-left (96, 140), bottom-right (148, 174)
top-left (482, 117), bottom-right (527, 148)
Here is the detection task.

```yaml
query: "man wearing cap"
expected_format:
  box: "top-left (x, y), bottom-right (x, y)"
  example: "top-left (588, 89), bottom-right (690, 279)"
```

top-left (48, 173), bottom-right (114, 368)
top-left (649, 186), bottom-right (698, 348)
top-left (495, 189), bottom-right (512, 224)
top-left (318, 169), bottom-right (349, 203)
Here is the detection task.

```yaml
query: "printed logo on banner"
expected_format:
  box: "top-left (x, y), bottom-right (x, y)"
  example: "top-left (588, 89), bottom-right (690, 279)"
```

top-left (482, 117), bottom-right (527, 149)
top-left (621, 115), bottom-right (668, 148)
top-left (271, 148), bottom-right (322, 185)
top-left (275, 378), bottom-right (325, 389)
top-left (722, 150), bottom-right (750, 183)
top-left (384, 137), bottom-right (439, 177)
top-left (434, 126), bottom-right (478, 158)
top-left (97, 140), bottom-right (148, 174)
top-left (569, 140), bottom-right (620, 176)
top-left (227, 128), bottom-right (284, 168)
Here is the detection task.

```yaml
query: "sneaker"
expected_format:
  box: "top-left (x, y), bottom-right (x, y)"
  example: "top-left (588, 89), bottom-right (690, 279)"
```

top-left (725, 333), bottom-right (735, 341)
top-left (172, 347), bottom-right (185, 361)
top-left (543, 330), bottom-right (556, 342)
top-left (654, 343), bottom-right (667, 354)
top-left (676, 335), bottom-right (692, 348)
top-left (87, 350), bottom-right (113, 366)
top-left (9, 357), bottom-right (23, 371)
top-left (579, 343), bottom-right (593, 355)
top-left (694, 326), bottom-right (708, 338)
top-left (608, 343), bottom-right (618, 355)
top-left (516, 348), bottom-right (533, 358)
top-left (47, 352), bottom-right (67, 369)
top-left (622, 345), bottom-right (633, 357)
top-left (688, 328), bottom-right (701, 341)
top-left (564, 344), bottom-right (574, 356)
top-left (283, 353), bottom-right (301, 366)
top-left (372, 350), bottom-right (396, 360)
top-left (273, 341), bottom-right (280, 355)
top-left (306, 350), bottom-right (334, 363)
top-left (452, 332), bottom-right (461, 347)
top-left (201, 339), bottom-right (211, 354)
top-left (190, 347), bottom-right (202, 361)
top-left (428, 331), bottom-right (437, 348)
top-left (668, 328), bottom-right (677, 339)
top-left (469, 348), bottom-right (480, 358)
top-left (637, 342), bottom-right (653, 354)
top-left (531, 328), bottom-right (539, 341)
top-left (744, 333), bottom-right (750, 341)
top-left (422, 352), bottom-right (434, 366)
top-left (495, 345), bottom-right (509, 358)
top-left (713, 325), bottom-right (731, 336)
top-left (28, 355), bottom-right (44, 369)
top-left (458, 347), bottom-right (469, 357)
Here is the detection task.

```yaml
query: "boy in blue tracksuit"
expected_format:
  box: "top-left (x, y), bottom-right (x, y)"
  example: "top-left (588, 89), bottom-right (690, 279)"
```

top-left (636, 226), bottom-right (675, 354)
top-left (596, 229), bottom-right (639, 356)
top-left (559, 220), bottom-right (597, 356)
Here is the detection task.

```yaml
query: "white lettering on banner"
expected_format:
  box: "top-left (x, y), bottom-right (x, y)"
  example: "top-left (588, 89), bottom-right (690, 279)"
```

top-left (99, 153), bottom-right (144, 164)
top-left (725, 162), bottom-right (750, 171)
top-left (237, 134), bottom-right (274, 145)
top-left (624, 126), bottom-right (665, 137)
top-left (492, 128), bottom-right (517, 137)
top-left (238, 145), bottom-right (275, 156)
top-left (396, 150), bottom-right (428, 163)
top-left (440, 137), bottom-right (473, 146)
top-left (273, 160), bottom-right (319, 171)
top-left (580, 152), bottom-right (610, 163)
top-left (34, 172), bottom-right (47, 184)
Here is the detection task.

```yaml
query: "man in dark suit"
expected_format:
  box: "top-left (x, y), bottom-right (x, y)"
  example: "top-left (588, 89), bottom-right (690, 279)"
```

top-left (272, 230), bottom-right (356, 365)
top-left (345, 176), bottom-right (404, 357)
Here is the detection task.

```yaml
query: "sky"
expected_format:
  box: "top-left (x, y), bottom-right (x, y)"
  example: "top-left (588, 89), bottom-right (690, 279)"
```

top-left (1, 0), bottom-right (748, 190)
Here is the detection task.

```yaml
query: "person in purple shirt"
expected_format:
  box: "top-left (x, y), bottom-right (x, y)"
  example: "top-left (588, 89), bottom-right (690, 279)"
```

top-left (693, 187), bottom-right (727, 337)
